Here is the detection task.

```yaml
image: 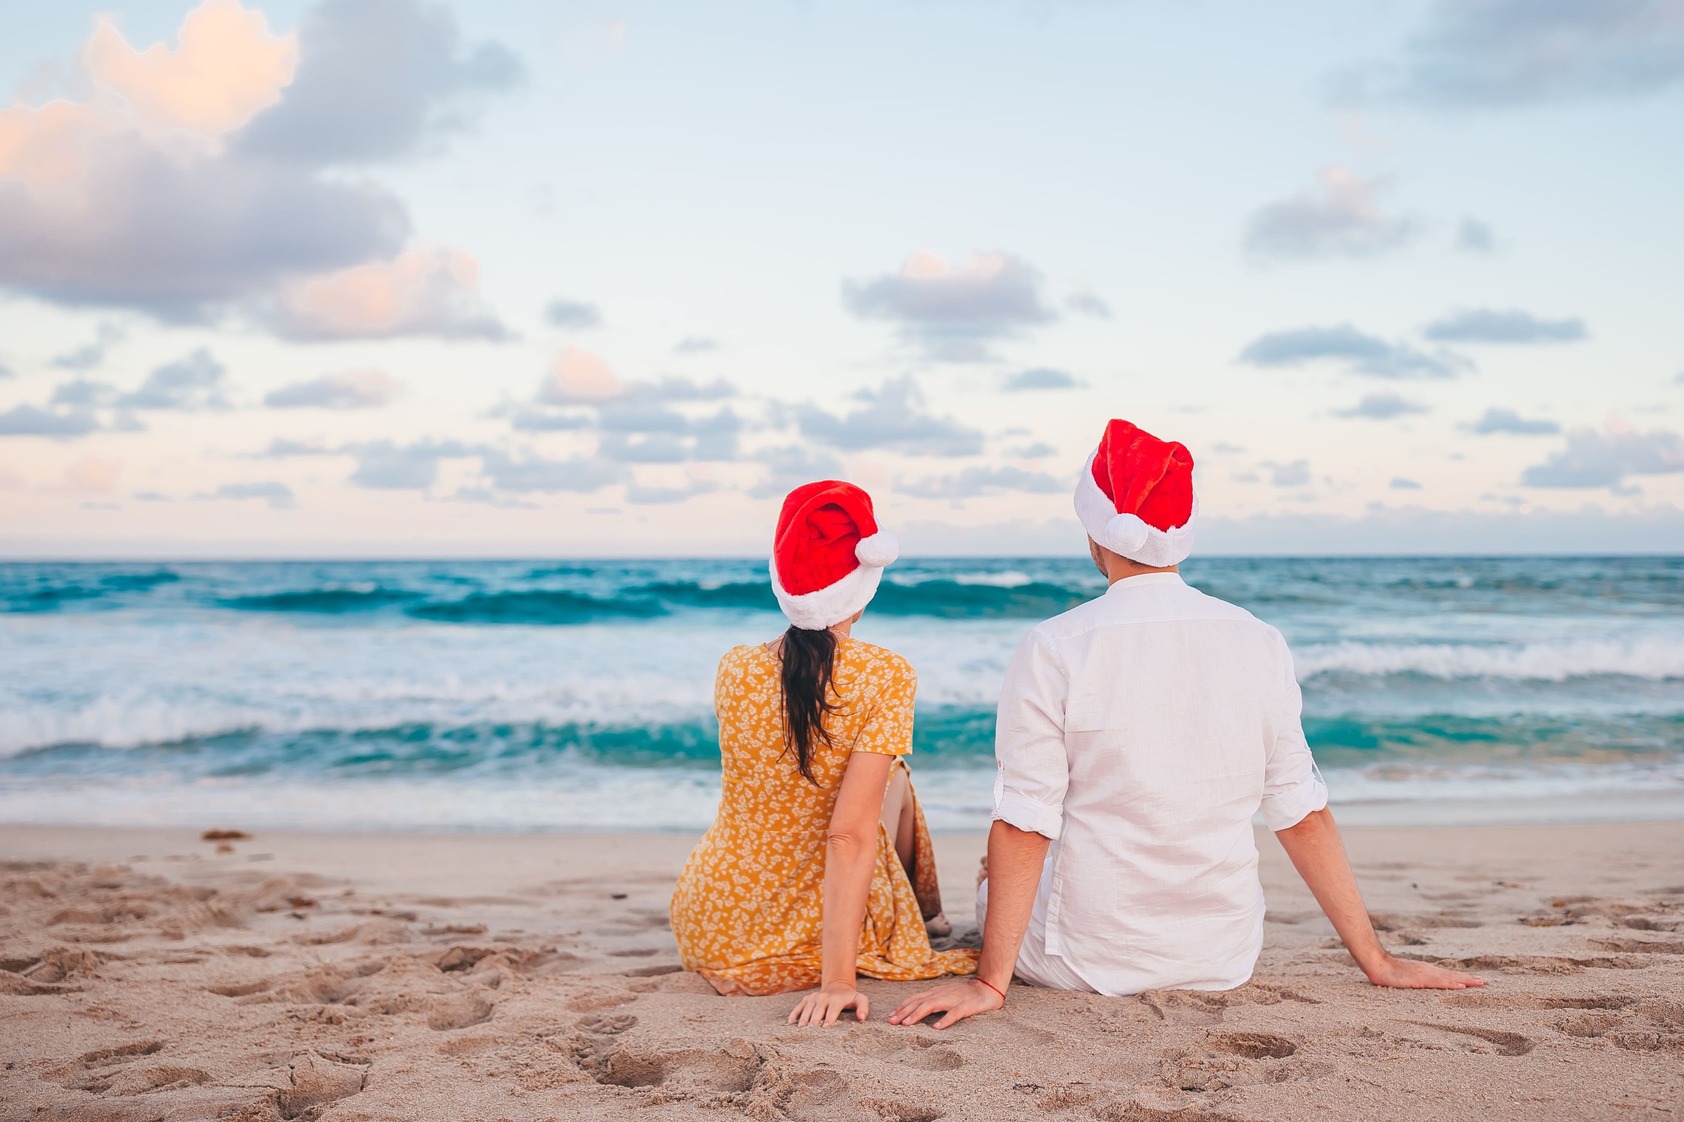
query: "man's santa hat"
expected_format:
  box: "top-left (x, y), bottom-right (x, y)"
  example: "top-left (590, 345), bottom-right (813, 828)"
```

top-left (1073, 418), bottom-right (1197, 567)
top-left (770, 480), bottom-right (900, 630)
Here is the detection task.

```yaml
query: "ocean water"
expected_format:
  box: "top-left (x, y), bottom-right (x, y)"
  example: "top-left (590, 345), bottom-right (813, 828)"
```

top-left (1, 556), bottom-right (1680, 831)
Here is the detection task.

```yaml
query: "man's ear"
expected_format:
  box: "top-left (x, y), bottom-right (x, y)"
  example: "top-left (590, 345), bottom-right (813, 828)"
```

top-left (1087, 536), bottom-right (1108, 578)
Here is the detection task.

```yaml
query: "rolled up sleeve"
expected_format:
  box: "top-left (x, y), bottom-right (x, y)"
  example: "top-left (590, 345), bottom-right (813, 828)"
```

top-left (992, 629), bottom-right (1070, 840)
top-left (1259, 630), bottom-right (1329, 832)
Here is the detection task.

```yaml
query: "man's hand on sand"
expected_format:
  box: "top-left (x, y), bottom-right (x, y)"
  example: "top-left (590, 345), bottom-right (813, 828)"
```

top-left (788, 982), bottom-right (869, 1027)
top-left (887, 979), bottom-right (1004, 1029)
top-left (1365, 953), bottom-right (1486, 990)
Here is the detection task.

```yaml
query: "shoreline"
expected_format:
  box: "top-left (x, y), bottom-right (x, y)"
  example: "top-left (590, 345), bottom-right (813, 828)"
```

top-left (2, 781), bottom-right (1681, 835)
top-left (3, 821), bottom-right (1682, 1120)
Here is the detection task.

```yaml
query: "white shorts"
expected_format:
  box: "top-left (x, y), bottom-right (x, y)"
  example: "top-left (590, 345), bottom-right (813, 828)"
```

top-left (974, 852), bottom-right (1095, 993)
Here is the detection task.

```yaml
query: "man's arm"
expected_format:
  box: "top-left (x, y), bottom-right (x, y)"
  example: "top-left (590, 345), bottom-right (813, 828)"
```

top-left (1275, 807), bottom-right (1484, 990)
top-left (887, 820), bottom-right (1048, 1028)
top-left (889, 631), bottom-right (1068, 1029)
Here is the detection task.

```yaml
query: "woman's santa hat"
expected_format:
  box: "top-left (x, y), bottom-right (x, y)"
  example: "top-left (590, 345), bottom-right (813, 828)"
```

top-left (770, 480), bottom-right (900, 630)
top-left (1073, 418), bottom-right (1197, 567)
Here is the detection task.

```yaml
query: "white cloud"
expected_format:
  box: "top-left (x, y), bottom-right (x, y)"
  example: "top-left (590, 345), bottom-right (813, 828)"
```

top-left (1244, 167), bottom-right (1419, 261)
top-left (901, 465), bottom-right (1065, 499)
top-left (264, 369), bottom-right (400, 409)
top-left (1262, 460), bottom-right (1312, 487)
top-left (82, 0), bottom-right (299, 136)
top-left (538, 346), bottom-right (621, 404)
top-left (0, 404), bottom-right (101, 438)
top-left (842, 251), bottom-right (1056, 361)
top-left (121, 348), bottom-right (228, 410)
top-left (544, 299), bottom-right (602, 329)
top-left (479, 449), bottom-right (624, 494)
top-left (0, 101), bottom-right (407, 319)
top-left (343, 439), bottom-right (478, 490)
top-left (50, 322), bottom-right (126, 371)
top-left (747, 445), bottom-right (845, 500)
top-left (1422, 309), bottom-right (1587, 345)
top-left (195, 480), bottom-right (295, 508)
top-left (625, 477), bottom-right (720, 505)
top-left (1337, 0), bottom-right (1684, 109)
top-left (0, 0), bottom-right (519, 330)
top-left (1465, 408), bottom-right (1561, 436)
top-left (1333, 392), bottom-right (1430, 420)
top-left (236, 0), bottom-right (524, 165)
top-left (1001, 368), bottom-right (1083, 391)
top-left (269, 248), bottom-right (508, 341)
top-left (1521, 425), bottom-right (1684, 488)
top-left (1455, 217), bottom-right (1498, 253)
top-left (792, 377), bottom-right (985, 456)
top-left (1238, 324), bottom-right (1470, 379)
top-left (1064, 291), bottom-right (1111, 319)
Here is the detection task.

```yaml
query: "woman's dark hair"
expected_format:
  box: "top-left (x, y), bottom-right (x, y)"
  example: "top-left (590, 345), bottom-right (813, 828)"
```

top-left (780, 625), bottom-right (839, 785)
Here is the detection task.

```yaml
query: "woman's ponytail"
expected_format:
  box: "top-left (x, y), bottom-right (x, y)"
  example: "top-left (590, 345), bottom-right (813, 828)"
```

top-left (779, 625), bottom-right (839, 785)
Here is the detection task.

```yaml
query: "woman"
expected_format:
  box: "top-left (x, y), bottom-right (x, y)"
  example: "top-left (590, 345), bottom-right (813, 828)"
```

top-left (669, 480), bottom-right (977, 1026)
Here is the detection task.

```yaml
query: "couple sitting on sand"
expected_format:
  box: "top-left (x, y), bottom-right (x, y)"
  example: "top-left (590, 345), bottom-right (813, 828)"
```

top-left (669, 418), bottom-right (1485, 1028)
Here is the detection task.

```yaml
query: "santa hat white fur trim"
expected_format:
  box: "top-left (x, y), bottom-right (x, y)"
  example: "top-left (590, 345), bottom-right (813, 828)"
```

top-left (854, 530), bottom-right (899, 568)
top-left (770, 557), bottom-right (886, 630)
top-left (769, 531), bottom-right (898, 630)
top-left (1074, 450), bottom-right (1197, 567)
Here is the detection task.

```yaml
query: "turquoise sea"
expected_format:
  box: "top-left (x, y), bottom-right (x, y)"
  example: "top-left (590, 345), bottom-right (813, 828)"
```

top-left (1, 556), bottom-right (1680, 830)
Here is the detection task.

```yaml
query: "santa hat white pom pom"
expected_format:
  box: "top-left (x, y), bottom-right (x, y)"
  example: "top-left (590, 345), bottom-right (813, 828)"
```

top-left (854, 531), bottom-right (899, 568)
top-left (1105, 513), bottom-right (1151, 556)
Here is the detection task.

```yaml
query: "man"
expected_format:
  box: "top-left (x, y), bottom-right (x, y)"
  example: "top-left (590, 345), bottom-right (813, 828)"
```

top-left (889, 419), bottom-right (1482, 1030)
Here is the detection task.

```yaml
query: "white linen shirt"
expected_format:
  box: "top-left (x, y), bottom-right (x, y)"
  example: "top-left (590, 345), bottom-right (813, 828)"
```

top-left (991, 571), bottom-right (1327, 994)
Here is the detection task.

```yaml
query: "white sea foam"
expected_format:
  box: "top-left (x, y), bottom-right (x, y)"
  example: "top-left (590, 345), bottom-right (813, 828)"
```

top-left (1295, 636), bottom-right (1684, 682)
top-left (1, 756), bottom-right (1679, 832)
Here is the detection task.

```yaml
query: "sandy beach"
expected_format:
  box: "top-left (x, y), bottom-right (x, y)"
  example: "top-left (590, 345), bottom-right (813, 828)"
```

top-left (2, 820), bottom-right (1681, 1122)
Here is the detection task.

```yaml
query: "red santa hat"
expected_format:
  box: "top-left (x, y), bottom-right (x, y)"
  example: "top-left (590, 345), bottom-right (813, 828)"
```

top-left (770, 480), bottom-right (900, 630)
top-left (1073, 418), bottom-right (1197, 567)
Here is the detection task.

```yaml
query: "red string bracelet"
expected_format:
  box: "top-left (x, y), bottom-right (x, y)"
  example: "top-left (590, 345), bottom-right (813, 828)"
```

top-left (974, 976), bottom-right (1006, 1003)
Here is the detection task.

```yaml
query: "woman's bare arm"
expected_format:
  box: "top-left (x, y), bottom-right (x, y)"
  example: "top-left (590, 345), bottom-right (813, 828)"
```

top-left (788, 750), bottom-right (896, 1026)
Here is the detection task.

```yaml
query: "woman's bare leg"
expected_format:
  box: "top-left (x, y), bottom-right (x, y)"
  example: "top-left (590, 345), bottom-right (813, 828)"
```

top-left (883, 764), bottom-right (950, 937)
top-left (881, 763), bottom-right (916, 878)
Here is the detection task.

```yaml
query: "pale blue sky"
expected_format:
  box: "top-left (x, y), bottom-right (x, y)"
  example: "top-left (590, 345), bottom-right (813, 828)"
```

top-left (1, 0), bottom-right (1680, 556)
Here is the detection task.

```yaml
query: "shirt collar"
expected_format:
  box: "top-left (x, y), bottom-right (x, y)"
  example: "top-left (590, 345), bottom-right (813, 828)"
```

top-left (1104, 571), bottom-right (1186, 596)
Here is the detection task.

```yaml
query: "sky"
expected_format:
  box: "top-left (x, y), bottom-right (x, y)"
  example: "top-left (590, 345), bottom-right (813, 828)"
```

top-left (1, 0), bottom-right (1681, 558)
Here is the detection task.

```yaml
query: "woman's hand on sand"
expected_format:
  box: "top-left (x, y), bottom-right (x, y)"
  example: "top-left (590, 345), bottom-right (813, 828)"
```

top-left (886, 978), bottom-right (1004, 1030)
top-left (1365, 953), bottom-right (1486, 990)
top-left (788, 982), bottom-right (870, 1027)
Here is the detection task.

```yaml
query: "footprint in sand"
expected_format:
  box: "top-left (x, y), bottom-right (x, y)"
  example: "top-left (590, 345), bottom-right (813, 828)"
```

top-left (276, 1051), bottom-right (368, 1120)
top-left (102, 1064), bottom-right (211, 1096)
top-left (1207, 1031), bottom-right (1297, 1060)
top-left (568, 1013), bottom-right (761, 1095)
top-left (1158, 1031), bottom-right (1306, 1094)
top-left (1544, 997), bottom-right (1684, 1054)
top-left (859, 1100), bottom-right (945, 1122)
top-left (621, 962), bottom-right (684, 977)
top-left (577, 1011), bottom-right (638, 1036)
top-left (1138, 982), bottom-right (1320, 1024)
top-left (426, 991), bottom-right (495, 1031)
top-left (567, 991), bottom-right (636, 1013)
top-left (1094, 1103), bottom-right (1241, 1122)
top-left (55, 1041), bottom-right (167, 1092)
top-left (875, 1036), bottom-right (967, 1072)
top-left (1407, 1022), bottom-right (1533, 1056)
top-left (1416, 953), bottom-right (1648, 975)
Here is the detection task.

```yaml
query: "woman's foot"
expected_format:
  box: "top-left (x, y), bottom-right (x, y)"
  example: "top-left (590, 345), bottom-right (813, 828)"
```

top-left (925, 912), bottom-right (952, 938)
top-left (975, 854), bottom-right (989, 890)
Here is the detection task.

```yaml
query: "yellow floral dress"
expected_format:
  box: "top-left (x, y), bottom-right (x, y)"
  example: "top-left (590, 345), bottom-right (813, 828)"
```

top-left (669, 638), bottom-right (978, 996)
